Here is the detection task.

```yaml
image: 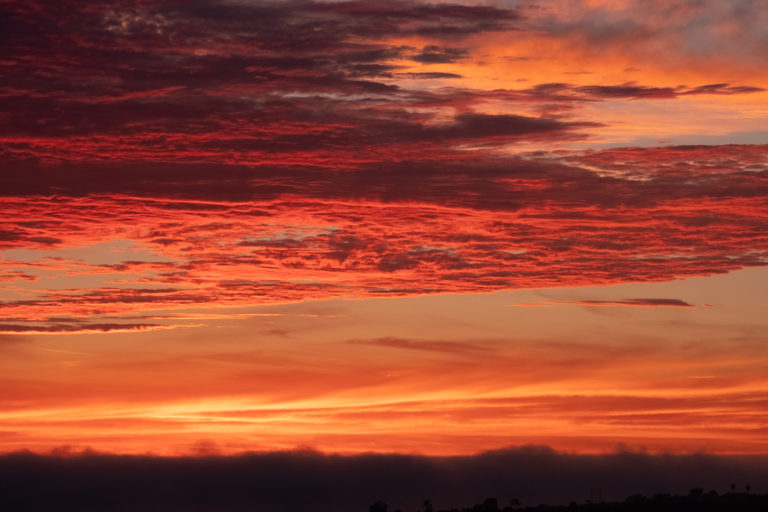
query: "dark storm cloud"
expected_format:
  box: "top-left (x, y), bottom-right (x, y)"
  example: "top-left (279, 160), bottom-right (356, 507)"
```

top-left (1, 447), bottom-right (767, 512)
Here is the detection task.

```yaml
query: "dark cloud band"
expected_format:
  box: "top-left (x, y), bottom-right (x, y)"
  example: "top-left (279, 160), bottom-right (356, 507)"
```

top-left (1, 447), bottom-right (767, 512)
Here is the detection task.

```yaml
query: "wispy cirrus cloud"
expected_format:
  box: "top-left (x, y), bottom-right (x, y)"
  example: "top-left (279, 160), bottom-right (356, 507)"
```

top-left (348, 336), bottom-right (491, 354)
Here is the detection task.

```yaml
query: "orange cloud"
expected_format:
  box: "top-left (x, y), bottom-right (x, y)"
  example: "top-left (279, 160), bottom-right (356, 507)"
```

top-left (1, 0), bottom-right (767, 461)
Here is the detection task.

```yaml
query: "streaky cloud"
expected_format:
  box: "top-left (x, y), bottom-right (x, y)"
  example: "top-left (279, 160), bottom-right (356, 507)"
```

top-left (516, 298), bottom-right (694, 308)
top-left (348, 336), bottom-right (491, 354)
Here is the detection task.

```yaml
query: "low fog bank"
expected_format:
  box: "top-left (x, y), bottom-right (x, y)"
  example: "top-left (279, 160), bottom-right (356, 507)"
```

top-left (1, 446), bottom-right (767, 511)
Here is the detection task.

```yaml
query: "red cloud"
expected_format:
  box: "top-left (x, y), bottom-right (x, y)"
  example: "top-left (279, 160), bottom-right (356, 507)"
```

top-left (0, 323), bottom-right (186, 335)
top-left (1, 0), bottom-right (767, 334)
top-left (0, 143), bottom-right (766, 328)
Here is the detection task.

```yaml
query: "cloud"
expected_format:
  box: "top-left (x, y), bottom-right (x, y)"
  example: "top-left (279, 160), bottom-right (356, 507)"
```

top-left (683, 83), bottom-right (766, 95)
top-left (1, 447), bottom-right (767, 511)
top-left (0, 0), bottom-right (521, 178)
top-left (1, 140), bottom-right (766, 324)
top-left (576, 83), bottom-right (679, 99)
top-left (1, 0), bottom-right (767, 489)
top-left (517, 298), bottom-right (694, 308)
top-left (312, 1), bottom-right (520, 38)
top-left (349, 337), bottom-right (491, 354)
top-left (411, 45), bottom-right (470, 63)
top-left (0, 323), bottom-right (188, 335)
top-left (1, 0), bottom-right (767, 328)
top-left (574, 298), bottom-right (693, 307)
top-left (526, 0), bottom-right (768, 70)
top-left (0, 228), bottom-right (63, 249)
top-left (0, 334), bottom-right (29, 345)
top-left (493, 82), bottom-right (765, 103)
top-left (400, 72), bottom-right (463, 79)
top-left (577, 82), bottom-right (764, 100)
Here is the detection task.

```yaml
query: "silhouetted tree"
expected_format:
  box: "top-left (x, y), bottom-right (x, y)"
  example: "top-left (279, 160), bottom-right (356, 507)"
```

top-left (360, 489), bottom-right (768, 512)
top-left (481, 498), bottom-right (498, 511)
top-left (370, 500), bottom-right (388, 512)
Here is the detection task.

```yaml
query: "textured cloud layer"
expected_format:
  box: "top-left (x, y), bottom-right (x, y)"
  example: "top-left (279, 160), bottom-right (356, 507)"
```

top-left (1, 0), bottom-right (768, 459)
top-left (2, 142), bottom-right (766, 326)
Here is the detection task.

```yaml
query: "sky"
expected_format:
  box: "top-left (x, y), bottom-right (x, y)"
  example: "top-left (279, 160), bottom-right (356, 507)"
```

top-left (1, 0), bottom-right (768, 506)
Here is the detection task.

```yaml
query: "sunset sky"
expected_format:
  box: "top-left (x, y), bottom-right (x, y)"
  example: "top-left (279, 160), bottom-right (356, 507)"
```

top-left (2, 0), bottom-right (768, 470)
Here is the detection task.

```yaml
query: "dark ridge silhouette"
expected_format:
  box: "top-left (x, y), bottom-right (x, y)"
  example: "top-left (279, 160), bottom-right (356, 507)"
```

top-left (1, 447), bottom-right (767, 511)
